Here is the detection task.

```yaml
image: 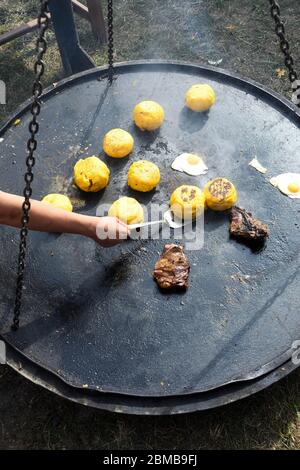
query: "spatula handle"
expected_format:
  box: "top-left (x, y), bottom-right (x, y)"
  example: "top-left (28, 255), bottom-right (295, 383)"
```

top-left (129, 219), bottom-right (165, 230)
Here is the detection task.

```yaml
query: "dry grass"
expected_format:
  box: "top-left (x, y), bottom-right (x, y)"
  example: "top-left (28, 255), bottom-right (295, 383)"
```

top-left (0, 0), bottom-right (299, 450)
top-left (1, 0), bottom-right (299, 122)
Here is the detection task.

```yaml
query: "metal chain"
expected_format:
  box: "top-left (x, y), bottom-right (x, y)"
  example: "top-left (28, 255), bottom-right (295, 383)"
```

top-left (107, 0), bottom-right (114, 83)
top-left (12, 0), bottom-right (50, 331)
top-left (269, 0), bottom-right (300, 106)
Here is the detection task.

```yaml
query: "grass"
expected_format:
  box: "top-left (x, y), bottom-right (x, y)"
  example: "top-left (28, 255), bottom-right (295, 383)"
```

top-left (1, 365), bottom-right (300, 449)
top-left (1, 0), bottom-right (299, 123)
top-left (0, 0), bottom-right (300, 450)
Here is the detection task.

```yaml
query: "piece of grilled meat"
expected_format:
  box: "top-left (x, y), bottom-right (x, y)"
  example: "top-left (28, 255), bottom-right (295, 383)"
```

top-left (153, 244), bottom-right (190, 290)
top-left (230, 206), bottom-right (269, 247)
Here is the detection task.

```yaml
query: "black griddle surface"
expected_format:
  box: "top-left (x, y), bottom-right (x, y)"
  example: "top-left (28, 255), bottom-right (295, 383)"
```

top-left (0, 62), bottom-right (299, 398)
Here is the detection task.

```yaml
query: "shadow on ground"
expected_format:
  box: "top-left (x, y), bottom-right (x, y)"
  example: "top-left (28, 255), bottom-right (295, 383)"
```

top-left (0, 365), bottom-right (299, 449)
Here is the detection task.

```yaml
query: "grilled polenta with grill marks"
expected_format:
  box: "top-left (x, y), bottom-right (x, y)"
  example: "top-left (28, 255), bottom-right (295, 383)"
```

top-left (170, 185), bottom-right (205, 220)
top-left (204, 177), bottom-right (237, 211)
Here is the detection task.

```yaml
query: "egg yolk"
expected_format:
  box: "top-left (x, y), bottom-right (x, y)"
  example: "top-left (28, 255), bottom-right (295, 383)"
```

top-left (187, 154), bottom-right (201, 165)
top-left (288, 182), bottom-right (300, 193)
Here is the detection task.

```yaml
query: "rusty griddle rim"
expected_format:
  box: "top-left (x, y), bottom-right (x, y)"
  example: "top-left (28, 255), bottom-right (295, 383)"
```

top-left (1, 61), bottom-right (300, 408)
top-left (5, 342), bottom-right (298, 415)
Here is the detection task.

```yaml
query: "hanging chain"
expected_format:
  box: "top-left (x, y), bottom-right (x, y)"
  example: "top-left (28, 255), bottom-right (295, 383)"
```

top-left (107, 0), bottom-right (114, 83)
top-left (10, 0), bottom-right (297, 331)
top-left (12, 0), bottom-right (50, 331)
top-left (269, 0), bottom-right (300, 106)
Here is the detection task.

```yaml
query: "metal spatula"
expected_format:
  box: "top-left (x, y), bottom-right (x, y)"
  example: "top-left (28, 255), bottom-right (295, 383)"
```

top-left (129, 209), bottom-right (190, 231)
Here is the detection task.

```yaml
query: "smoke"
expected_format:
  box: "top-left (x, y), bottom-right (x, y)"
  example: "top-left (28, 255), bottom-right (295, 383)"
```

top-left (113, 0), bottom-right (221, 63)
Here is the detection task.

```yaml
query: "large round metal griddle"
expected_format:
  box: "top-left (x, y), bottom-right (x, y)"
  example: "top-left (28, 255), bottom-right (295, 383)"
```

top-left (0, 62), bottom-right (299, 413)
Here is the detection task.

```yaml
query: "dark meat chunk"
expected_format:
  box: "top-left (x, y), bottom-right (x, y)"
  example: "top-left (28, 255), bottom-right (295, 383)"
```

top-left (153, 244), bottom-right (190, 290)
top-left (230, 206), bottom-right (269, 247)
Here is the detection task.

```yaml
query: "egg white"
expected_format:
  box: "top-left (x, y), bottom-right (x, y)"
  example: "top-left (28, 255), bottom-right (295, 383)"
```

top-left (171, 153), bottom-right (208, 176)
top-left (249, 156), bottom-right (267, 174)
top-left (270, 173), bottom-right (300, 199)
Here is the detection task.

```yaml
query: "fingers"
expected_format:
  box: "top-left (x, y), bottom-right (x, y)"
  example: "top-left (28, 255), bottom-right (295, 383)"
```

top-left (115, 218), bottom-right (128, 228)
top-left (95, 217), bottom-right (130, 247)
top-left (116, 221), bottom-right (130, 240)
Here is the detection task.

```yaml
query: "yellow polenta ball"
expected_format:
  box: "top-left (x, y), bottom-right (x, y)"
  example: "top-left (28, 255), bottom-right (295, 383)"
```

top-left (128, 160), bottom-right (160, 192)
top-left (204, 177), bottom-right (237, 211)
top-left (133, 100), bottom-right (165, 131)
top-left (103, 128), bottom-right (134, 158)
top-left (185, 84), bottom-right (215, 112)
top-left (170, 185), bottom-right (205, 220)
top-left (42, 194), bottom-right (73, 212)
top-left (74, 156), bottom-right (110, 192)
top-left (108, 196), bottom-right (144, 225)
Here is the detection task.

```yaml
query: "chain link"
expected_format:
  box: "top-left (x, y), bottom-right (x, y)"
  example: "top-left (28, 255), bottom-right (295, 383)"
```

top-left (12, 0), bottom-right (49, 331)
top-left (269, 0), bottom-right (300, 106)
top-left (107, 0), bottom-right (114, 83)
top-left (10, 0), bottom-right (298, 331)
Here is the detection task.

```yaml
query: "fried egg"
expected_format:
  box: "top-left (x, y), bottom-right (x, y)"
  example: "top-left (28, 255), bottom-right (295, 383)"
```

top-left (270, 173), bottom-right (300, 199)
top-left (171, 153), bottom-right (208, 176)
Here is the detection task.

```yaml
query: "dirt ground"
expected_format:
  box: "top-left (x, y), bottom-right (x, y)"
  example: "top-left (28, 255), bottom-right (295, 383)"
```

top-left (0, 0), bottom-right (300, 449)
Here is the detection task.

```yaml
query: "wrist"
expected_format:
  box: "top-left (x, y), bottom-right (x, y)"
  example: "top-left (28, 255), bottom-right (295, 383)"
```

top-left (81, 215), bottom-right (98, 240)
